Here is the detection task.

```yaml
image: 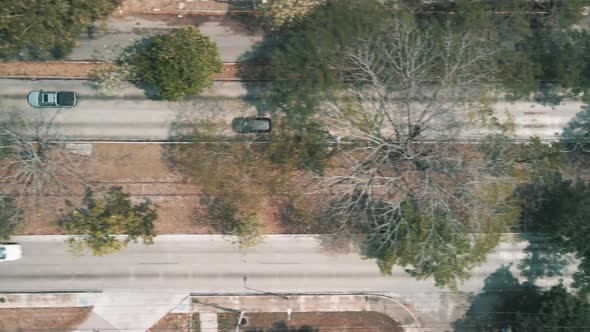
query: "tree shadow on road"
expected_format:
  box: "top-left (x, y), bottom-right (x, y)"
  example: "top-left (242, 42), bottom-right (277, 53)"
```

top-left (235, 33), bottom-right (282, 117)
top-left (560, 105), bottom-right (590, 169)
top-left (517, 234), bottom-right (573, 283)
top-left (452, 264), bottom-right (542, 332)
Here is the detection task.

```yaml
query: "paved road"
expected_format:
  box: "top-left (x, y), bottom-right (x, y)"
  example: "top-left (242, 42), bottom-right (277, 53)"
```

top-left (2, 235), bottom-right (574, 293)
top-left (0, 78), bottom-right (585, 140)
top-left (0, 235), bottom-right (578, 331)
top-left (0, 79), bottom-right (261, 140)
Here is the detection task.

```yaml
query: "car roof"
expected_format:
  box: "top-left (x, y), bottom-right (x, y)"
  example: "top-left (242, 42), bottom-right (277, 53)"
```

top-left (0, 243), bottom-right (22, 261)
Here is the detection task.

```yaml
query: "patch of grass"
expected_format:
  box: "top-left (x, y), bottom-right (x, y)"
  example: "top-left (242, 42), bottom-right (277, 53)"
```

top-left (217, 313), bottom-right (240, 332)
top-left (191, 313), bottom-right (201, 332)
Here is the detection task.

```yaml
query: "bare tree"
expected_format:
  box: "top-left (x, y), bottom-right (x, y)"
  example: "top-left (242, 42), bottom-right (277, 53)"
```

top-left (0, 109), bottom-right (87, 198)
top-left (314, 15), bottom-right (517, 288)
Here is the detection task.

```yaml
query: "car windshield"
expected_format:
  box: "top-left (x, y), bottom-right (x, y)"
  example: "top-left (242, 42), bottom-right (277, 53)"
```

top-left (0, 247), bottom-right (5, 260)
top-left (43, 94), bottom-right (48, 102)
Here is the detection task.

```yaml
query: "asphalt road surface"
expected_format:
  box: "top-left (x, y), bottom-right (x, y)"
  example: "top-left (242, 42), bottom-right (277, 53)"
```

top-left (0, 79), bottom-right (585, 141)
top-left (1, 234), bottom-right (578, 331)
top-left (1, 235), bottom-right (576, 293)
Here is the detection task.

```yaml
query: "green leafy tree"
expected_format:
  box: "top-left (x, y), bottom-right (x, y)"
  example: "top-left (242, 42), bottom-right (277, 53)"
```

top-left (454, 265), bottom-right (590, 331)
top-left (0, 0), bottom-right (121, 59)
top-left (0, 197), bottom-right (22, 240)
top-left (268, 0), bottom-right (391, 118)
top-left (503, 29), bottom-right (590, 104)
top-left (129, 26), bottom-right (223, 101)
top-left (59, 186), bottom-right (157, 256)
top-left (353, 196), bottom-right (507, 290)
top-left (417, 0), bottom-right (588, 104)
top-left (259, 0), bottom-right (324, 31)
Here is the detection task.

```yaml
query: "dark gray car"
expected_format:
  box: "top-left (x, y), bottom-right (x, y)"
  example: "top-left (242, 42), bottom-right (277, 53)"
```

top-left (231, 117), bottom-right (271, 133)
top-left (27, 90), bottom-right (78, 108)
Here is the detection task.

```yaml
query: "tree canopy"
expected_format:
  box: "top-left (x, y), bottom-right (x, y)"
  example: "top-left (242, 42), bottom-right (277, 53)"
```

top-left (308, 10), bottom-right (522, 289)
top-left (0, 110), bottom-right (87, 198)
top-left (259, 0), bottom-right (324, 31)
top-left (258, 0), bottom-right (590, 289)
top-left (0, 0), bottom-right (121, 59)
top-left (412, 0), bottom-right (589, 104)
top-left (503, 29), bottom-right (590, 104)
top-left (129, 26), bottom-right (223, 101)
top-left (59, 186), bottom-right (157, 256)
top-left (268, 0), bottom-right (391, 118)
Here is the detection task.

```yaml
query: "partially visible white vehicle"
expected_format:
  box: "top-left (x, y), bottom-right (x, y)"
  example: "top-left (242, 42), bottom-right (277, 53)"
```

top-left (0, 243), bottom-right (22, 262)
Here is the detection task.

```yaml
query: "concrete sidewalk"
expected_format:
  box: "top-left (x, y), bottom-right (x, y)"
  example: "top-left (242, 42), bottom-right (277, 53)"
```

top-left (177, 294), bottom-right (425, 331)
top-left (76, 289), bottom-right (189, 332)
top-left (0, 292), bottom-right (99, 308)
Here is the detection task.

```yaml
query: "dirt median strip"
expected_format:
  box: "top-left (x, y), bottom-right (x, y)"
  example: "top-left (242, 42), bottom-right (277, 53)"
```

top-left (0, 61), bottom-right (265, 81)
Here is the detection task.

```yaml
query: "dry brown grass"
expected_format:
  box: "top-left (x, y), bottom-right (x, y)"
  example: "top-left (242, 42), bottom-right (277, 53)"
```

top-left (0, 307), bottom-right (92, 331)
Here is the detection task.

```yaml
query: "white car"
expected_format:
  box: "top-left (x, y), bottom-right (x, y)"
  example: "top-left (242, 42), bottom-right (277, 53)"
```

top-left (0, 243), bottom-right (22, 262)
top-left (27, 90), bottom-right (78, 108)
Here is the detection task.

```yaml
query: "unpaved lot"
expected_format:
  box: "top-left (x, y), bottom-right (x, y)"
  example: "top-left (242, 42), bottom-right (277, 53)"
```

top-left (13, 143), bottom-right (310, 235)
top-left (15, 143), bottom-right (209, 235)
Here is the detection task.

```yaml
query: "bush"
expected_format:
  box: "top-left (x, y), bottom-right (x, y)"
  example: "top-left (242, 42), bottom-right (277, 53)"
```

top-left (128, 27), bottom-right (223, 101)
